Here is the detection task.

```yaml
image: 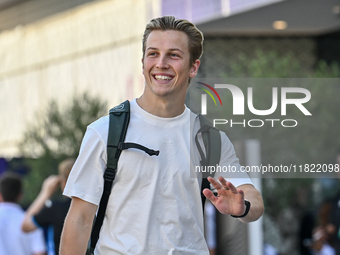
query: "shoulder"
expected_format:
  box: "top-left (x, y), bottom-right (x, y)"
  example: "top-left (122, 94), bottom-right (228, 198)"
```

top-left (81, 115), bottom-right (110, 147)
top-left (189, 110), bottom-right (200, 132)
top-left (219, 130), bottom-right (232, 143)
top-left (88, 115), bottom-right (109, 135)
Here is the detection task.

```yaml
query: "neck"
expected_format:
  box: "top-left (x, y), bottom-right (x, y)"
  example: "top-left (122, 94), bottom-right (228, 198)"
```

top-left (137, 95), bottom-right (186, 118)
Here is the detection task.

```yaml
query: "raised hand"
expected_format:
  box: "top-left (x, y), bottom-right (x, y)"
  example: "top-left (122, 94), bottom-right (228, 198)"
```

top-left (41, 175), bottom-right (62, 198)
top-left (203, 176), bottom-right (246, 216)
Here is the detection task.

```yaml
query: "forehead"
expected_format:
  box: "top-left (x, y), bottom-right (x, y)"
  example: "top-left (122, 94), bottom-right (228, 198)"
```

top-left (145, 30), bottom-right (189, 52)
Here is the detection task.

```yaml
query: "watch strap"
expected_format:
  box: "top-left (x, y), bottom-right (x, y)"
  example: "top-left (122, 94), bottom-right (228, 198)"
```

top-left (231, 200), bottom-right (251, 218)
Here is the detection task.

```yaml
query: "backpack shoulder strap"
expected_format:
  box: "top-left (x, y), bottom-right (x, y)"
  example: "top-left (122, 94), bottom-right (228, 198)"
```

top-left (90, 100), bottom-right (130, 252)
top-left (197, 114), bottom-right (221, 169)
top-left (195, 114), bottom-right (221, 210)
top-left (89, 100), bottom-right (159, 253)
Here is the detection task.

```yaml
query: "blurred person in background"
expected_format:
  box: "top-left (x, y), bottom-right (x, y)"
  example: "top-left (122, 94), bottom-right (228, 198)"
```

top-left (22, 158), bottom-right (75, 255)
top-left (0, 172), bottom-right (46, 255)
top-left (309, 200), bottom-right (335, 255)
top-left (305, 149), bottom-right (340, 255)
top-left (329, 149), bottom-right (340, 254)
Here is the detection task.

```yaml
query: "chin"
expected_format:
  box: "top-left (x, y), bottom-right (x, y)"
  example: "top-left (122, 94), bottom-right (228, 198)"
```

top-left (153, 90), bottom-right (171, 98)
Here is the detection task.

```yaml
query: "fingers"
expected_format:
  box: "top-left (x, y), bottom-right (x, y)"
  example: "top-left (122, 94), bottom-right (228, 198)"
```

top-left (208, 176), bottom-right (239, 194)
top-left (205, 177), bottom-right (247, 215)
top-left (202, 188), bottom-right (217, 204)
top-left (207, 176), bottom-right (223, 190)
top-left (218, 176), bottom-right (238, 194)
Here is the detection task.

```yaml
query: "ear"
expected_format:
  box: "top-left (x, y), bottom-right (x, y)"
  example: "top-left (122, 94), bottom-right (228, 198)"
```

top-left (189, 59), bottom-right (200, 78)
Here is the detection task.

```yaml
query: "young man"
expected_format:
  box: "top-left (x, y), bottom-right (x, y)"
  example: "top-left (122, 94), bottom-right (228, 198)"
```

top-left (22, 158), bottom-right (75, 255)
top-left (0, 172), bottom-right (46, 255)
top-left (60, 16), bottom-right (264, 254)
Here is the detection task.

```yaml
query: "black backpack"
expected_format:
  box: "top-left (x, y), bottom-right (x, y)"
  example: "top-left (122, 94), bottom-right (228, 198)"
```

top-left (88, 100), bottom-right (221, 254)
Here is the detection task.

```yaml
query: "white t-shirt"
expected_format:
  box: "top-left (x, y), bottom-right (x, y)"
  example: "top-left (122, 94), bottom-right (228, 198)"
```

top-left (64, 99), bottom-right (252, 255)
top-left (0, 202), bottom-right (46, 255)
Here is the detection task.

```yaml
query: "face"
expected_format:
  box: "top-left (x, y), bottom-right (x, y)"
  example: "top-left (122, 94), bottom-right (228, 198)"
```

top-left (142, 30), bottom-right (200, 101)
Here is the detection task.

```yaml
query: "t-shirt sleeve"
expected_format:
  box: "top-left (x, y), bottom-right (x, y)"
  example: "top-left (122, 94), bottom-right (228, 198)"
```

top-left (211, 131), bottom-right (253, 189)
top-left (63, 126), bottom-right (107, 206)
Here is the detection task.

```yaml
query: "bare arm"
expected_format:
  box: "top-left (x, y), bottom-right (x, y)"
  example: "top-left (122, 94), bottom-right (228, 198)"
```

top-left (59, 197), bottom-right (97, 255)
top-left (203, 176), bottom-right (264, 223)
top-left (22, 175), bottom-right (61, 232)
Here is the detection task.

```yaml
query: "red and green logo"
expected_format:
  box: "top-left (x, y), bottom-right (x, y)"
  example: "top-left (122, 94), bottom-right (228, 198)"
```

top-left (197, 82), bottom-right (222, 115)
top-left (196, 82), bottom-right (223, 106)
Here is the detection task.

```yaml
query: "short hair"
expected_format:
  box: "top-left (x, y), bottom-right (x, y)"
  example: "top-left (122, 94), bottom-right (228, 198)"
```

top-left (0, 172), bottom-right (22, 202)
top-left (58, 158), bottom-right (75, 180)
top-left (142, 16), bottom-right (204, 65)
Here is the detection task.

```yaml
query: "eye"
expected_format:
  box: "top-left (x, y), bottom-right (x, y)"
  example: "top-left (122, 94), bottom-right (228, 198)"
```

top-left (170, 53), bottom-right (179, 57)
top-left (148, 52), bottom-right (157, 56)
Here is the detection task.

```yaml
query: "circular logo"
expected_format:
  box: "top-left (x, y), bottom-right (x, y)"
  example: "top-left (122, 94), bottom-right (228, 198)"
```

top-left (112, 103), bottom-right (125, 111)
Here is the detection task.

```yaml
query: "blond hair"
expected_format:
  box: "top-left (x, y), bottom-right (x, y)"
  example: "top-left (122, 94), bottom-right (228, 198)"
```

top-left (142, 16), bottom-right (204, 65)
top-left (58, 158), bottom-right (75, 180)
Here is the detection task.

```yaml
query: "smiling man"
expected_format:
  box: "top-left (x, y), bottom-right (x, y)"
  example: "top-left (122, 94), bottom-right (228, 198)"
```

top-left (60, 16), bottom-right (264, 255)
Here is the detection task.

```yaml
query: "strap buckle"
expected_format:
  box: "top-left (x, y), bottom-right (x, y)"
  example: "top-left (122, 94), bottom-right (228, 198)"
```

top-left (103, 167), bottom-right (116, 181)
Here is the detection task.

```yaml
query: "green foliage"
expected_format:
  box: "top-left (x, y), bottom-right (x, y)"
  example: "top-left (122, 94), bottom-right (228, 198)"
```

top-left (225, 50), bottom-right (340, 78)
top-left (19, 93), bottom-right (107, 205)
top-left (226, 50), bottom-right (306, 78)
top-left (314, 60), bottom-right (340, 78)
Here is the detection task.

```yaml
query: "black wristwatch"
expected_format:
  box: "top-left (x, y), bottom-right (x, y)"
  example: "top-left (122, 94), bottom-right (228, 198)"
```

top-left (231, 200), bottom-right (251, 218)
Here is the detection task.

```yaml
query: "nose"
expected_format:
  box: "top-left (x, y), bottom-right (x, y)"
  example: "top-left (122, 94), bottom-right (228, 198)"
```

top-left (156, 55), bottom-right (169, 69)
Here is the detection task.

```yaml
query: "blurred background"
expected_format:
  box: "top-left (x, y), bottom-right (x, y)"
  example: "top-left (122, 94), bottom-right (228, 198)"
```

top-left (1, 0), bottom-right (340, 254)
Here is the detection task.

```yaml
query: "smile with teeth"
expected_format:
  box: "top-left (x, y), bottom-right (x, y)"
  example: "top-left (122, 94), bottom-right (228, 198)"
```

top-left (154, 75), bottom-right (174, 81)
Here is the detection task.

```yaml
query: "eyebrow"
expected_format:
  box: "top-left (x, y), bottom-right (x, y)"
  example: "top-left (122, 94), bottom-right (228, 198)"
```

top-left (146, 47), bottom-right (184, 54)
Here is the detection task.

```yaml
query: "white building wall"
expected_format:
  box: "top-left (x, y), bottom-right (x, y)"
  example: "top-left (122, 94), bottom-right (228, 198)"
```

top-left (0, 0), bottom-right (161, 157)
